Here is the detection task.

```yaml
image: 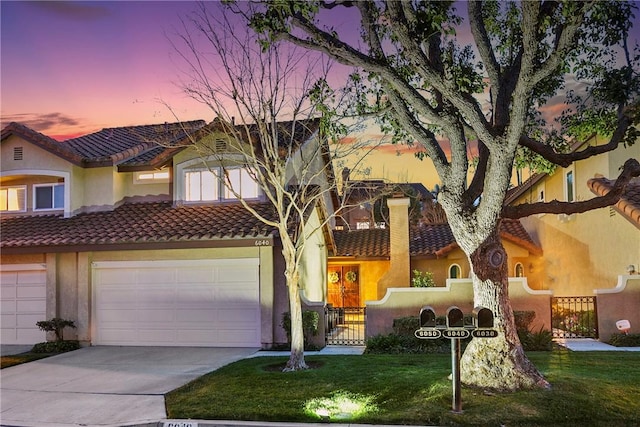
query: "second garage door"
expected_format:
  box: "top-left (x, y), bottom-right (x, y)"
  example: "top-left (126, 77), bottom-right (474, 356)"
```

top-left (93, 259), bottom-right (260, 347)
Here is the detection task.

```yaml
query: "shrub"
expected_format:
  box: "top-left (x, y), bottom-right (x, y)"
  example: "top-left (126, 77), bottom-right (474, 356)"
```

top-left (608, 333), bottom-right (640, 347)
top-left (282, 310), bottom-right (319, 350)
top-left (31, 340), bottom-right (80, 354)
top-left (519, 327), bottom-right (553, 351)
top-left (411, 270), bottom-right (436, 287)
top-left (36, 318), bottom-right (76, 342)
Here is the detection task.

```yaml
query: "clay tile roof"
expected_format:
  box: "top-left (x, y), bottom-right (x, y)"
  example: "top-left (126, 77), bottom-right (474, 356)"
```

top-left (588, 176), bottom-right (640, 228)
top-left (333, 219), bottom-right (541, 257)
top-left (0, 201), bottom-right (278, 251)
top-left (1, 122), bottom-right (84, 165)
top-left (63, 120), bottom-right (206, 166)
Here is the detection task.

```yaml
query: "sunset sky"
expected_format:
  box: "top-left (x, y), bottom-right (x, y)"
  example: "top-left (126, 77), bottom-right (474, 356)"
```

top-left (1, 1), bottom-right (638, 160)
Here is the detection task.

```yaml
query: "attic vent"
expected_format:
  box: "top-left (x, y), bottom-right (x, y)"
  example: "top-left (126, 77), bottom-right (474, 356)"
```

top-left (609, 207), bottom-right (616, 217)
top-left (13, 147), bottom-right (23, 160)
top-left (215, 138), bottom-right (227, 151)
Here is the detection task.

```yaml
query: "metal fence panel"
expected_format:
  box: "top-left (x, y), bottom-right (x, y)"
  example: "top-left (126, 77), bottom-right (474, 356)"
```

top-left (325, 306), bottom-right (366, 345)
top-left (551, 296), bottom-right (598, 338)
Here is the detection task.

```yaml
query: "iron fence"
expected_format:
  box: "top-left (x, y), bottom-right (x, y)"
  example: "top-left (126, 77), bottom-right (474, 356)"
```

top-left (325, 306), bottom-right (366, 345)
top-left (551, 296), bottom-right (598, 338)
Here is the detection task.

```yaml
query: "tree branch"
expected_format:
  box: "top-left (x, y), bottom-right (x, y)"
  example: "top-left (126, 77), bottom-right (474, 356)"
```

top-left (519, 109), bottom-right (633, 168)
top-left (502, 158), bottom-right (640, 218)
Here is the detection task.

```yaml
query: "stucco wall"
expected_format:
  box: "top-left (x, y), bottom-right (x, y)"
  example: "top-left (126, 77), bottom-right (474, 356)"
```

top-left (365, 278), bottom-right (551, 337)
top-left (595, 276), bottom-right (640, 342)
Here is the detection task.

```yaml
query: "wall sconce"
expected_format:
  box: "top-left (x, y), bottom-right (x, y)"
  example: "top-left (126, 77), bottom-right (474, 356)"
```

top-left (627, 265), bottom-right (636, 275)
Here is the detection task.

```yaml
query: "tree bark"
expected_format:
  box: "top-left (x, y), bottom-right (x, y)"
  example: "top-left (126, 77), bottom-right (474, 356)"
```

top-left (459, 229), bottom-right (550, 391)
top-left (282, 249), bottom-right (308, 372)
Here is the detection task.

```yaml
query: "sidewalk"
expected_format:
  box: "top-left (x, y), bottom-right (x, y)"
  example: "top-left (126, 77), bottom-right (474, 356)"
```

top-left (555, 338), bottom-right (640, 351)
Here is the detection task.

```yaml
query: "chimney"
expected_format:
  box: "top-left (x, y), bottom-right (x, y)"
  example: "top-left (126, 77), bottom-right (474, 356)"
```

top-left (377, 197), bottom-right (411, 296)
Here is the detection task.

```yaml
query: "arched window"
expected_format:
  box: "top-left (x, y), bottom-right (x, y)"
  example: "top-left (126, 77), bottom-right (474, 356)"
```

top-left (515, 262), bottom-right (524, 277)
top-left (448, 264), bottom-right (461, 279)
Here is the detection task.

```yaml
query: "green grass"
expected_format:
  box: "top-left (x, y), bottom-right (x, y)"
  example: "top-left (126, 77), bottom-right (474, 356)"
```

top-left (1, 352), bottom-right (54, 369)
top-left (166, 350), bottom-right (640, 426)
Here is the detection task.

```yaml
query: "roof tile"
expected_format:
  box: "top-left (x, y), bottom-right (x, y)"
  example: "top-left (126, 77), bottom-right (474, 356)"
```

top-left (1, 201), bottom-right (278, 250)
top-left (333, 219), bottom-right (540, 257)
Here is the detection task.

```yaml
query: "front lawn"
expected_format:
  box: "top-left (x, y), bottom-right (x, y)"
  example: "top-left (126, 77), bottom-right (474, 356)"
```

top-left (1, 352), bottom-right (54, 369)
top-left (166, 351), bottom-right (640, 426)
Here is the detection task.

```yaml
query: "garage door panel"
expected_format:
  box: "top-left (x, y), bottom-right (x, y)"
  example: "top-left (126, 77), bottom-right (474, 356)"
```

top-left (17, 300), bottom-right (46, 312)
top-left (176, 309), bottom-right (216, 322)
top-left (0, 265), bottom-right (47, 344)
top-left (94, 259), bottom-right (260, 347)
top-left (218, 266), bottom-right (258, 282)
top-left (178, 268), bottom-right (214, 284)
top-left (1, 285), bottom-right (17, 299)
top-left (97, 269), bottom-right (136, 285)
top-left (17, 313), bottom-right (44, 327)
top-left (137, 268), bottom-right (177, 284)
top-left (17, 286), bottom-right (46, 298)
top-left (1, 314), bottom-right (17, 327)
top-left (16, 270), bottom-right (46, 284)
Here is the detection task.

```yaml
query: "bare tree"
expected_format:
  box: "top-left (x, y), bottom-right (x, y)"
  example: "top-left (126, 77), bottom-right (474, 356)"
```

top-left (167, 2), bottom-right (373, 371)
top-left (243, 0), bottom-right (640, 389)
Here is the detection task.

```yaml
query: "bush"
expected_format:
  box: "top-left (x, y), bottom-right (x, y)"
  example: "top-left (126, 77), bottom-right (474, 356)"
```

top-left (36, 318), bottom-right (76, 342)
top-left (282, 310), bottom-right (319, 350)
top-left (518, 326), bottom-right (553, 351)
top-left (366, 316), bottom-right (451, 354)
top-left (31, 340), bottom-right (80, 354)
top-left (411, 270), bottom-right (436, 287)
top-left (608, 333), bottom-right (640, 347)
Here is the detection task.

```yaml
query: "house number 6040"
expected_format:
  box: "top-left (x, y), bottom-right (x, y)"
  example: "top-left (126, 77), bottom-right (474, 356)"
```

top-left (254, 240), bottom-right (271, 246)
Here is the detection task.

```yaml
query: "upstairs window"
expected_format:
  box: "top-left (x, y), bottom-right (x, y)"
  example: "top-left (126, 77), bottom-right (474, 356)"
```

top-left (185, 170), bottom-right (219, 202)
top-left (34, 183), bottom-right (64, 211)
top-left (565, 169), bottom-right (575, 202)
top-left (184, 167), bottom-right (259, 203)
top-left (134, 170), bottom-right (170, 184)
top-left (0, 186), bottom-right (27, 212)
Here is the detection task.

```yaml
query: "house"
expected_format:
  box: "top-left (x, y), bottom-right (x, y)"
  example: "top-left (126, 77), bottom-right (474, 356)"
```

top-left (505, 138), bottom-right (640, 296)
top-left (1, 120), bottom-right (331, 348)
top-left (327, 195), bottom-right (544, 308)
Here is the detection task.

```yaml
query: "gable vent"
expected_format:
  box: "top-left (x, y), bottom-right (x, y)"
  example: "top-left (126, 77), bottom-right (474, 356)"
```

top-left (13, 146), bottom-right (23, 160)
top-left (609, 207), bottom-right (616, 217)
top-left (215, 138), bottom-right (228, 151)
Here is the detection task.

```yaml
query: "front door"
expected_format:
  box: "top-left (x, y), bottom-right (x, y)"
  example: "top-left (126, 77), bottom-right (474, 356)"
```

top-left (327, 265), bottom-right (360, 307)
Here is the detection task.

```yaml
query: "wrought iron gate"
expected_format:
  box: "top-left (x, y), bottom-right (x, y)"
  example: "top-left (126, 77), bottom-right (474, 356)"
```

top-left (551, 296), bottom-right (598, 338)
top-left (325, 306), bottom-right (366, 345)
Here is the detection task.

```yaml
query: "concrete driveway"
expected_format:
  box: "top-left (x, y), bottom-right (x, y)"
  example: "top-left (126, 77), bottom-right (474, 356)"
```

top-left (0, 346), bottom-right (258, 427)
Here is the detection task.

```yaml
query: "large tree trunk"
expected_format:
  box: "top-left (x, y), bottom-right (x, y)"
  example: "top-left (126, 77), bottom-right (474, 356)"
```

top-left (282, 248), bottom-right (308, 372)
top-left (459, 229), bottom-right (549, 391)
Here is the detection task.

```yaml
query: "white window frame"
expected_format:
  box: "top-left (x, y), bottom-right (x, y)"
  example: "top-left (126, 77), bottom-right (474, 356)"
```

top-left (178, 161), bottom-right (260, 204)
top-left (0, 185), bottom-right (27, 212)
top-left (33, 183), bottom-right (65, 211)
top-left (134, 169), bottom-right (170, 184)
top-left (564, 166), bottom-right (576, 203)
top-left (448, 264), bottom-right (462, 279)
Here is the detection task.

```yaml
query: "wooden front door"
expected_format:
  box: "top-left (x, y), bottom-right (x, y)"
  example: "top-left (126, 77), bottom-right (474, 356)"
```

top-left (327, 265), bottom-right (360, 307)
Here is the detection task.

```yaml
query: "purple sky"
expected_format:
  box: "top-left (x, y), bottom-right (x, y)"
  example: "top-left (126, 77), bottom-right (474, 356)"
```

top-left (1, 1), bottom-right (638, 141)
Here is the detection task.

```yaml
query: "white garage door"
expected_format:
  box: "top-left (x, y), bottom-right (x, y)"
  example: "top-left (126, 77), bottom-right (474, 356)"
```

top-left (93, 259), bottom-right (260, 347)
top-left (1, 264), bottom-right (47, 345)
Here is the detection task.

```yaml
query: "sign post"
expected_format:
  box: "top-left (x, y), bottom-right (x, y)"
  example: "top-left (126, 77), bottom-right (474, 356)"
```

top-left (415, 305), bottom-right (497, 413)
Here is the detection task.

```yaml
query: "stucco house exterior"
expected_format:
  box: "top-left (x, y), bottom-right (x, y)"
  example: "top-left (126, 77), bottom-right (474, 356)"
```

top-left (1, 120), bottom-right (331, 348)
top-left (505, 138), bottom-right (640, 296)
top-left (328, 196), bottom-right (544, 307)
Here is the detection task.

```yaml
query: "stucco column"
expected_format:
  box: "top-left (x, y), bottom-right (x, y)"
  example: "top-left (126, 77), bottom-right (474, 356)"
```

top-left (377, 197), bottom-right (411, 297)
